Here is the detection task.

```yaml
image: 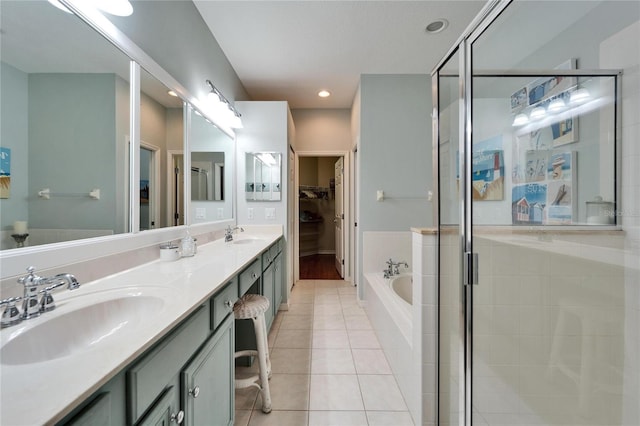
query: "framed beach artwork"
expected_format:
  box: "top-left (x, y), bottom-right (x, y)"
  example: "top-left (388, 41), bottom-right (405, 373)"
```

top-left (511, 151), bottom-right (577, 225)
top-left (0, 147), bottom-right (10, 199)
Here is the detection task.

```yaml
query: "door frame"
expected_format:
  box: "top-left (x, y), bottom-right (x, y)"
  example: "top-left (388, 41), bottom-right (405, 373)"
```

top-left (294, 150), bottom-right (351, 283)
top-left (140, 141), bottom-right (161, 230)
top-left (167, 150), bottom-right (184, 226)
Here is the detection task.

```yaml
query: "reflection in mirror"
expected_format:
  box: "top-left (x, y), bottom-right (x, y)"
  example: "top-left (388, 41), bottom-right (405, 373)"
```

top-left (245, 153), bottom-right (282, 201)
top-left (191, 152), bottom-right (224, 201)
top-left (138, 68), bottom-right (185, 230)
top-left (189, 107), bottom-right (234, 224)
top-left (0, 0), bottom-right (131, 249)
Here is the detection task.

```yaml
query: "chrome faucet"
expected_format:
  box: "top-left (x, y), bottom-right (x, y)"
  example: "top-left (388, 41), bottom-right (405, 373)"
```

top-left (224, 225), bottom-right (244, 242)
top-left (384, 258), bottom-right (409, 278)
top-left (0, 266), bottom-right (80, 328)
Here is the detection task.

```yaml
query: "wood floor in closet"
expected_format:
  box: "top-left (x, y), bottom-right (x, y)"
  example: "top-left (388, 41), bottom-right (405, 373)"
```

top-left (299, 254), bottom-right (342, 280)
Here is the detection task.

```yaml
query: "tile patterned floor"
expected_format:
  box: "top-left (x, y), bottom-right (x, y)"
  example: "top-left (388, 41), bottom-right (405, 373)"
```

top-left (234, 279), bottom-right (414, 426)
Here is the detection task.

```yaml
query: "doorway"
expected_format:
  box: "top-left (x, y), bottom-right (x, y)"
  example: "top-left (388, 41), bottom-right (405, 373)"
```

top-left (140, 143), bottom-right (160, 230)
top-left (295, 153), bottom-right (349, 281)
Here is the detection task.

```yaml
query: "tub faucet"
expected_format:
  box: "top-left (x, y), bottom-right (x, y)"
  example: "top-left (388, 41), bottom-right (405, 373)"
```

top-left (384, 259), bottom-right (409, 278)
top-left (394, 261), bottom-right (409, 275)
top-left (0, 267), bottom-right (80, 327)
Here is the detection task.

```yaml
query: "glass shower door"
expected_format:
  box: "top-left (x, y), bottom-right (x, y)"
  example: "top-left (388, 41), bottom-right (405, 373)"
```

top-left (466, 1), bottom-right (633, 424)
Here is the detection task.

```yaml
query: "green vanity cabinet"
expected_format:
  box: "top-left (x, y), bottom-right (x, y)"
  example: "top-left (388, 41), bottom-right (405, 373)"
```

top-left (262, 260), bottom-right (275, 329)
top-left (58, 241), bottom-right (282, 426)
top-left (181, 314), bottom-right (235, 426)
top-left (273, 252), bottom-right (283, 315)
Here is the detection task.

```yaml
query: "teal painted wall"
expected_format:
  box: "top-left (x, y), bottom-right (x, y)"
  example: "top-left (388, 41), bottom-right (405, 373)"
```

top-left (28, 73), bottom-right (117, 230)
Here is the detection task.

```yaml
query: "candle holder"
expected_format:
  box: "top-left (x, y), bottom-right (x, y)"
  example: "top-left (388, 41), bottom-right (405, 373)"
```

top-left (11, 233), bottom-right (29, 248)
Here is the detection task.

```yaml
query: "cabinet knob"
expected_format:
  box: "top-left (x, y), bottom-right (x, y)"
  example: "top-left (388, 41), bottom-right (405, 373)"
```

top-left (224, 300), bottom-right (234, 309)
top-left (170, 410), bottom-right (185, 424)
top-left (252, 273), bottom-right (258, 279)
top-left (189, 386), bottom-right (200, 398)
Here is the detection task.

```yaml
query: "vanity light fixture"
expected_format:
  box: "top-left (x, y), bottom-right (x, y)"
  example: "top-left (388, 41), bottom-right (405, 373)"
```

top-left (205, 80), bottom-right (243, 129)
top-left (318, 90), bottom-right (331, 98)
top-left (167, 90), bottom-right (178, 97)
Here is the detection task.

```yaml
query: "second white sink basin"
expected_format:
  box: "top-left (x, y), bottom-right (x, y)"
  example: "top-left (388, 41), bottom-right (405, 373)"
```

top-left (1, 291), bottom-right (167, 365)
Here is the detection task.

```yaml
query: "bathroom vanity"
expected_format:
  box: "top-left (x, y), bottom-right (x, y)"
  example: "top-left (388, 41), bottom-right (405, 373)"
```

top-left (0, 231), bottom-right (284, 426)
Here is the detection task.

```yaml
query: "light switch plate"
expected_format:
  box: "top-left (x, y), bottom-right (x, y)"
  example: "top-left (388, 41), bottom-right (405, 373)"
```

top-left (265, 208), bottom-right (276, 220)
top-left (195, 208), bottom-right (206, 219)
top-left (247, 208), bottom-right (254, 220)
top-left (217, 208), bottom-right (224, 219)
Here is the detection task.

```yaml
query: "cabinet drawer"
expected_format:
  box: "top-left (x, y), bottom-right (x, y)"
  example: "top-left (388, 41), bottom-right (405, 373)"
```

top-left (127, 304), bottom-right (209, 424)
top-left (211, 278), bottom-right (238, 331)
top-left (262, 250), bottom-right (274, 269)
top-left (239, 259), bottom-right (260, 295)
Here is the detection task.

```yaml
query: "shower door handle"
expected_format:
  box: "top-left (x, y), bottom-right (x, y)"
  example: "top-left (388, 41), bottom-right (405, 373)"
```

top-left (464, 252), bottom-right (479, 286)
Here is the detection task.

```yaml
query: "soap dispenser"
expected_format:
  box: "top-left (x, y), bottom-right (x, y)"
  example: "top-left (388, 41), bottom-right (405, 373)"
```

top-left (181, 231), bottom-right (196, 257)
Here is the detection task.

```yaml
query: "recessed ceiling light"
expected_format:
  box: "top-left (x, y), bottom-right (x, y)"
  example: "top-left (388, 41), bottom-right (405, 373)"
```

top-left (425, 19), bottom-right (449, 34)
top-left (318, 90), bottom-right (331, 98)
top-left (168, 90), bottom-right (178, 97)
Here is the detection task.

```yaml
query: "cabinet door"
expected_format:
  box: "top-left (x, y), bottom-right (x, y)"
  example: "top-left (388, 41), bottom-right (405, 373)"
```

top-left (138, 386), bottom-right (182, 426)
top-left (273, 253), bottom-right (283, 316)
top-left (262, 262), bottom-right (274, 330)
top-left (181, 315), bottom-right (234, 426)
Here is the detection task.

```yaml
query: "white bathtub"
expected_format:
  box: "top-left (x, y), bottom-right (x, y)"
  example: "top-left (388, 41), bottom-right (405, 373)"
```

top-left (390, 273), bottom-right (412, 306)
top-left (364, 272), bottom-right (412, 345)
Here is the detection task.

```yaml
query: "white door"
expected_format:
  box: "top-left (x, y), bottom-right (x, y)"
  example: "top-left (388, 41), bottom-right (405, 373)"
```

top-left (334, 157), bottom-right (344, 278)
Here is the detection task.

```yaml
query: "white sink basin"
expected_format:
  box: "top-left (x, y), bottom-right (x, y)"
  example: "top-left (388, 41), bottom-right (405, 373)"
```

top-left (1, 292), bottom-right (166, 365)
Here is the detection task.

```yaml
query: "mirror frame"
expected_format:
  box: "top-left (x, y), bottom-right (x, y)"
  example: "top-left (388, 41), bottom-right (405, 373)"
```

top-left (0, 0), bottom-right (236, 278)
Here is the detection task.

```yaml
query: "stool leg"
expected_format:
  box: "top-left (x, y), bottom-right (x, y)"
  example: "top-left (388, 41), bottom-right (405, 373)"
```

top-left (253, 314), bottom-right (272, 413)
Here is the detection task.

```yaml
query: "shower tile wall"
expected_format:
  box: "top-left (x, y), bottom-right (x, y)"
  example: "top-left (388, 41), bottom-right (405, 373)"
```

top-left (471, 232), bottom-right (626, 425)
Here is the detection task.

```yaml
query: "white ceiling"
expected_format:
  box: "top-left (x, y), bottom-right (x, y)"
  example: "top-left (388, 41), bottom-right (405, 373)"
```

top-left (194, 1), bottom-right (486, 109)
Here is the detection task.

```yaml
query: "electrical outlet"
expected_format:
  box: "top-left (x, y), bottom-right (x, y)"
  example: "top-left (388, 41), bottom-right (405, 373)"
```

top-left (247, 208), bottom-right (254, 220)
top-left (195, 208), bottom-right (206, 219)
top-left (217, 208), bottom-right (224, 219)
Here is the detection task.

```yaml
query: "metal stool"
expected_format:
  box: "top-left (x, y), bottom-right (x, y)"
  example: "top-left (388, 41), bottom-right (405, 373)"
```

top-left (233, 294), bottom-right (272, 413)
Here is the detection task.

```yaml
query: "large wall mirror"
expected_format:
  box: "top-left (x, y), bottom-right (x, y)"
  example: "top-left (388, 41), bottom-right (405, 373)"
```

top-left (0, 0), bottom-right (133, 249)
top-left (245, 152), bottom-right (282, 201)
top-left (189, 106), bottom-right (234, 223)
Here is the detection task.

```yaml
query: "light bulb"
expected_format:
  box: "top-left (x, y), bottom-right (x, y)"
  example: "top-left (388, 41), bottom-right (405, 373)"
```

top-left (570, 88), bottom-right (590, 104)
top-left (529, 106), bottom-right (546, 120)
top-left (512, 113), bottom-right (529, 126)
top-left (207, 91), bottom-right (221, 104)
top-left (548, 98), bottom-right (566, 113)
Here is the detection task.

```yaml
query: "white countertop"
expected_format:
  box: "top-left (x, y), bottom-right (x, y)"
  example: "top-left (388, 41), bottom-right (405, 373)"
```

top-left (0, 228), bottom-right (282, 426)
